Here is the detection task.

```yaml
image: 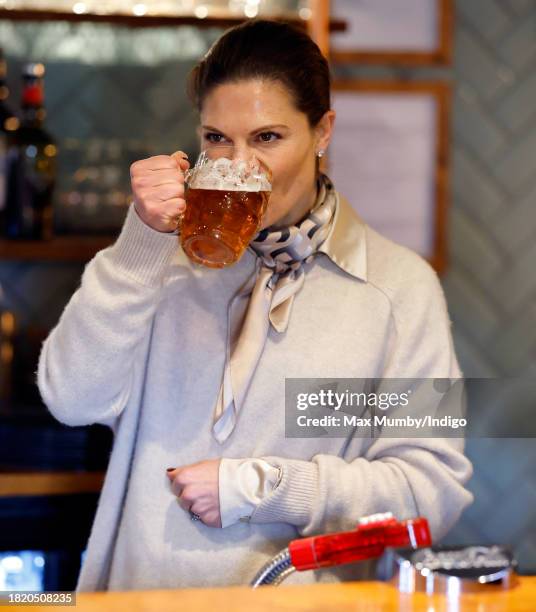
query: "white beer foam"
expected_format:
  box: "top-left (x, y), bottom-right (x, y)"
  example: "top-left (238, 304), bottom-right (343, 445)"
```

top-left (187, 157), bottom-right (272, 192)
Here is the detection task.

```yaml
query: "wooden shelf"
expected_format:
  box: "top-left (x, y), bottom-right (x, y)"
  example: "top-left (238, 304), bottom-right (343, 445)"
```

top-left (0, 470), bottom-right (105, 497)
top-left (0, 8), bottom-right (347, 32)
top-left (0, 235), bottom-right (115, 262)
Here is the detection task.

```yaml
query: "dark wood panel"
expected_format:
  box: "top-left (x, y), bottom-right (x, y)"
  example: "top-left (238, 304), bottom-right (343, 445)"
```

top-left (0, 493), bottom-right (99, 551)
top-left (0, 236), bottom-right (115, 261)
top-left (0, 412), bottom-right (113, 471)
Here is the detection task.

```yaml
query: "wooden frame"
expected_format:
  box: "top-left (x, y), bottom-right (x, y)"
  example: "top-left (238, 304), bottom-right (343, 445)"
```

top-left (306, 0), bottom-right (331, 59)
top-left (329, 80), bottom-right (451, 274)
top-left (331, 0), bottom-right (453, 66)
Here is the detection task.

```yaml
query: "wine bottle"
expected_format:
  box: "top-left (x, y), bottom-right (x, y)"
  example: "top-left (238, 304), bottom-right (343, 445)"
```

top-left (4, 62), bottom-right (57, 240)
top-left (0, 48), bottom-right (18, 230)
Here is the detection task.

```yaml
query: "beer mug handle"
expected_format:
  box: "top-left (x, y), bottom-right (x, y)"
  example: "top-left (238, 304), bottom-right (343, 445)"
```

top-left (174, 166), bottom-right (197, 233)
top-left (172, 211), bottom-right (184, 234)
top-left (169, 151), bottom-right (196, 234)
top-left (174, 150), bottom-right (210, 233)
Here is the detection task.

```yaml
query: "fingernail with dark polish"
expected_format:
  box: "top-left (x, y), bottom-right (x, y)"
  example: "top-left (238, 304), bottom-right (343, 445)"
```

top-left (166, 467), bottom-right (176, 472)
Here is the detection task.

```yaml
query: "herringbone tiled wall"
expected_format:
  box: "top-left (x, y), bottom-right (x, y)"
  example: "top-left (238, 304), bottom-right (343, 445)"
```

top-left (440, 0), bottom-right (536, 573)
top-left (0, 0), bottom-right (534, 572)
top-left (335, 0), bottom-right (536, 572)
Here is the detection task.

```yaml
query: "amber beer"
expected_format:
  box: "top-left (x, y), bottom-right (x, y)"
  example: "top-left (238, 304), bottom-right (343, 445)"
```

top-left (180, 187), bottom-right (269, 268)
top-left (179, 152), bottom-right (272, 268)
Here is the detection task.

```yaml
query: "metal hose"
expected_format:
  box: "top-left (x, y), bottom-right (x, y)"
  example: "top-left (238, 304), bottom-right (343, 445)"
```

top-left (250, 547), bottom-right (296, 588)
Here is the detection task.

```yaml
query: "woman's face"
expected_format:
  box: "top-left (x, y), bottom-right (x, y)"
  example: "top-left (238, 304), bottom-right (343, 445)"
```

top-left (198, 78), bottom-right (334, 230)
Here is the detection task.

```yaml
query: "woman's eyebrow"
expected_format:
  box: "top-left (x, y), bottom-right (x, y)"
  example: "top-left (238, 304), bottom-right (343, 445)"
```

top-left (251, 124), bottom-right (289, 133)
top-left (201, 124), bottom-right (289, 134)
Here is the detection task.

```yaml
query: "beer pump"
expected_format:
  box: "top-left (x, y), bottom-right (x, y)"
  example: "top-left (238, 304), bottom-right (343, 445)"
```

top-left (250, 512), bottom-right (431, 587)
top-left (250, 512), bottom-right (518, 594)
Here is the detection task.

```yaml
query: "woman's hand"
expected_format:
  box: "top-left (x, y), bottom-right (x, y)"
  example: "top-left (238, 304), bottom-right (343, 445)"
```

top-left (130, 150), bottom-right (190, 233)
top-left (166, 459), bottom-right (222, 528)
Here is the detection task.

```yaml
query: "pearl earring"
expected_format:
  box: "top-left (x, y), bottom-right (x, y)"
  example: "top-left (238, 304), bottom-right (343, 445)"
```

top-left (317, 149), bottom-right (325, 158)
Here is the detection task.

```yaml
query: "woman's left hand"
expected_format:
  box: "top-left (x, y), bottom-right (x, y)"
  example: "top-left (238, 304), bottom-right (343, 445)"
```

top-left (166, 459), bottom-right (222, 528)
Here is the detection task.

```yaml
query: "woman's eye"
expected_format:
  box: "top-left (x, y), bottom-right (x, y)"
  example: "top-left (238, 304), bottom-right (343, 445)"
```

top-left (257, 132), bottom-right (280, 143)
top-left (204, 133), bottom-right (226, 144)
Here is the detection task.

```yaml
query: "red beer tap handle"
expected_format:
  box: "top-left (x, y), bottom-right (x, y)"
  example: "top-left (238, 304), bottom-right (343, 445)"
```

top-left (288, 514), bottom-right (431, 571)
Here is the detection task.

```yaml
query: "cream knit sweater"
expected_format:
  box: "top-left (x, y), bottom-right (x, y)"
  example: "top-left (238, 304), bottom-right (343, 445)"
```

top-left (37, 193), bottom-right (473, 591)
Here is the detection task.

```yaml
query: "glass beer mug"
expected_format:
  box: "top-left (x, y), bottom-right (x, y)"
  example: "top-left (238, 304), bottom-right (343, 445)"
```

top-left (178, 148), bottom-right (272, 268)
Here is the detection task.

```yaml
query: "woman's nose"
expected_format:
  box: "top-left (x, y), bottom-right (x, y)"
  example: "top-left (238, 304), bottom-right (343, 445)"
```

top-left (231, 145), bottom-right (254, 161)
top-left (202, 145), bottom-right (231, 164)
top-left (205, 142), bottom-right (252, 161)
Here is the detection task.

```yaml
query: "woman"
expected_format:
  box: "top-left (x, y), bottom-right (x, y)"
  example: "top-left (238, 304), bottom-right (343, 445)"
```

top-left (37, 19), bottom-right (473, 591)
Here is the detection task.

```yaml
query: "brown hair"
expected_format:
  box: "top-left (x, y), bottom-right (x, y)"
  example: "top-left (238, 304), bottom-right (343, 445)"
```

top-left (187, 19), bottom-right (331, 128)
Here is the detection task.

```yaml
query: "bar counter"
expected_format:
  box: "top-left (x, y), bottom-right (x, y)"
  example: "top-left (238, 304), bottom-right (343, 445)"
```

top-left (10, 576), bottom-right (536, 611)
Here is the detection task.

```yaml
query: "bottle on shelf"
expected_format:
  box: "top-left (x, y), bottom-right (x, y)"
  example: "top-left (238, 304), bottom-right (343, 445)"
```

top-left (3, 62), bottom-right (57, 240)
top-left (0, 48), bottom-right (18, 231)
top-left (0, 283), bottom-right (16, 411)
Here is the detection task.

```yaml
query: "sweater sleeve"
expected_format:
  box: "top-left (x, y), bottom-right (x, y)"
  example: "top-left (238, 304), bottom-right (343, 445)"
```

top-left (218, 458), bottom-right (282, 528)
top-left (248, 259), bottom-right (474, 542)
top-left (36, 203), bottom-right (179, 428)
